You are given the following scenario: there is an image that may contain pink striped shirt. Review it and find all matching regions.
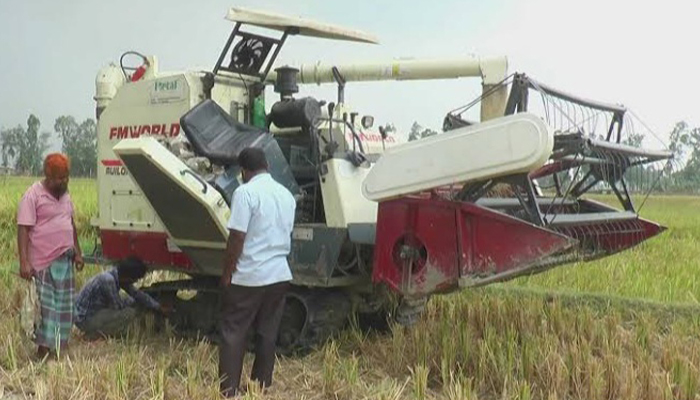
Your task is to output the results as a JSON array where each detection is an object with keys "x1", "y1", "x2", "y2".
[{"x1": 17, "y1": 181, "x2": 75, "y2": 271}]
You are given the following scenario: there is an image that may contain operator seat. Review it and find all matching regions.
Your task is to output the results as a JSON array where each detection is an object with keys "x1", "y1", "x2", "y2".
[
  {"x1": 181, "y1": 99, "x2": 270, "y2": 165},
  {"x1": 179, "y1": 99, "x2": 300, "y2": 202}
]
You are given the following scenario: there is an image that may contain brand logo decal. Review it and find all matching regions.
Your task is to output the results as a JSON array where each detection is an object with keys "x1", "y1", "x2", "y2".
[{"x1": 108, "y1": 123, "x2": 180, "y2": 140}]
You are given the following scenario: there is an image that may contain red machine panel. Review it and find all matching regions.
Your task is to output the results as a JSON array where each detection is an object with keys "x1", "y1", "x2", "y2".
[
  {"x1": 372, "y1": 199, "x2": 460, "y2": 296},
  {"x1": 373, "y1": 197, "x2": 575, "y2": 297},
  {"x1": 101, "y1": 230, "x2": 193, "y2": 270}
]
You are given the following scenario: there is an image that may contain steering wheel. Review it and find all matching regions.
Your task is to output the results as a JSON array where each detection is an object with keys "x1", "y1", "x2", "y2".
[{"x1": 120, "y1": 51, "x2": 149, "y2": 82}]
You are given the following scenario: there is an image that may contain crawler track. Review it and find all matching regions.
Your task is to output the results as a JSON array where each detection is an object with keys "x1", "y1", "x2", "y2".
[{"x1": 142, "y1": 279, "x2": 354, "y2": 354}]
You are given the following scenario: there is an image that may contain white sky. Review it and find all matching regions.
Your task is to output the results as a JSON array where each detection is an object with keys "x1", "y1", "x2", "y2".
[{"x1": 0, "y1": 0, "x2": 697, "y2": 148}]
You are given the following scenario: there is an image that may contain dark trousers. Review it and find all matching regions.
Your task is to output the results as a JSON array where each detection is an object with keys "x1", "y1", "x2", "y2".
[
  {"x1": 219, "y1": 281, "x2": 289, "y2": 397},
  {"x1": 75, "y1": 307, "x2": 138, "y2": 339}
]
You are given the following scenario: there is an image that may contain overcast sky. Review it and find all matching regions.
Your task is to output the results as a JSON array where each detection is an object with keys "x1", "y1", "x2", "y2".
[{"x1": 0, "y1": 0, "x2": 697, "y2": 149}]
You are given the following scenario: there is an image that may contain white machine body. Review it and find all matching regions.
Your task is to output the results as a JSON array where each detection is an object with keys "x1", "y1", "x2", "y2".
[{"x1": 93, "y1": 6, "x2": 515, "y2": 269}]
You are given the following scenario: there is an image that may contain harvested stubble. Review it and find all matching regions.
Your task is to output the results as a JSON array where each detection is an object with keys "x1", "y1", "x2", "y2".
[{"x1": 1, "y1": 177, "x2": 699, "y2": 399}]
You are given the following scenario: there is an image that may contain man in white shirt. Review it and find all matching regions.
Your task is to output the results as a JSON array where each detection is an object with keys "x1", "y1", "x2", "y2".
[{"x1": 218, "y1": 147, "x2": 296, "y2": 398}]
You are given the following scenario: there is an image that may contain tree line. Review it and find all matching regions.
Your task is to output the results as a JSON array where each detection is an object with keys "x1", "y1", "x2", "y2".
[
  {"x1": 658, "y1": 121, "x2": 700, "y2": 192},
  {"x1": 585, "y1": 121, "x2": 700, "y2": 193},
  {"x1": 2, "y1": 114, "x2": 700, "y2": 192},
  {"x1": 1, "y1": 115, "x2": 96, "y2": 177}
]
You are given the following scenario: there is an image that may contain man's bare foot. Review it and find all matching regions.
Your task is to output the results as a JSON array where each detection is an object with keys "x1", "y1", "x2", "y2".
[
  {"x1": 33, "y1": 346, "x2": 55, "y2": 362},
  {"x1": 80, "y1": 332, "x2": 105, "y2": 343}
]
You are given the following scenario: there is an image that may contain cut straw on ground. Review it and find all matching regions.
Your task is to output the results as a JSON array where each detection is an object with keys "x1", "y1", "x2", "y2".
[{"x1": 2, "y1": 177, "x2": 700, "y2": 399}]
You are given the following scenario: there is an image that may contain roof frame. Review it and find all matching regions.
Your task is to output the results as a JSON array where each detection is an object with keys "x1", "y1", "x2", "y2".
[{"x1": 224, "y1": 6, "x2": 379, "y2": 44}]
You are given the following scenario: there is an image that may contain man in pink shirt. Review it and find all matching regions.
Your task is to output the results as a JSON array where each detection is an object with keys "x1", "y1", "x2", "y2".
[{"x1": 17, "y1": 153, "x2": 84, "y2": 360}]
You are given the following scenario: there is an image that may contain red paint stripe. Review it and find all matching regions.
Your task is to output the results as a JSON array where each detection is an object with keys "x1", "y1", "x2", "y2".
[
  {"x1": 101, "y1": 159, "x2": 123, "y2": 167},
  {"x1": 100, "y1": 229, "x2": 194, "y2": 270}
]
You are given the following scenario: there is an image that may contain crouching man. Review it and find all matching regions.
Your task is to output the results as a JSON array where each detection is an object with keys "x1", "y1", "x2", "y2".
[{"x1": 73, "y1": 256, "x2": 166, "y2": 338}]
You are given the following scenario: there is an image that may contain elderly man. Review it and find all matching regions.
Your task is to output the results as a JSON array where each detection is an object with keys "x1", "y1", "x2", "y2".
[
  {"x1": 219, "y1": 147, "x2": 296, "y2": 398},
  {"x1": 17, "y1": 153, "x2": 84, "y2": 359}
]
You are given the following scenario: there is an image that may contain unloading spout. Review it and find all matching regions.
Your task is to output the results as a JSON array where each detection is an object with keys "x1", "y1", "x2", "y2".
[{"x1": 267, "y1": 56, "x2": 509, "y2": 121}]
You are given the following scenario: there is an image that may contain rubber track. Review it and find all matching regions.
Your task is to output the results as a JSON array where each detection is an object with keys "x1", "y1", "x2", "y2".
[
  {"x1": 141, "y1": 280, "x2": 354, "y2": 354},
  {"x1": 281, "y1": 287, "x2": 352, "y2": 355}
]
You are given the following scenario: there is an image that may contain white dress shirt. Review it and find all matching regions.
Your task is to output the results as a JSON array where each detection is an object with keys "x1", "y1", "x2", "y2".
[{"x1": 227, "y1": 173, "x2": 296, "y2": 286}]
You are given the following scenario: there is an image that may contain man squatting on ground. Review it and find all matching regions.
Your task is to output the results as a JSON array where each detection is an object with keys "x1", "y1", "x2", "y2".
[
  {"x1": 219, "y1": 147, "x2": 297, "y2": 397},
  {"x1": 73, "y1": 256, "x2": 170, "y2": 338},
  {"x1": 17, "y1": 153, "x2": 84, "y2": 359}
]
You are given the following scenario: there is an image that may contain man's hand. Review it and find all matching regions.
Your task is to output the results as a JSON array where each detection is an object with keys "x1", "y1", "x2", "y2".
[
  {"x1": 159, "y1": 304, "x2": 174, "y2": 316},
  {"x1": 19, "y1": 262, "x2": 33, "y2": 281},
  {"x1": 220, "y1": 268, "x2": 234, "y2": 288},
  {"x1": 71, "y1": 217, "x2": 83, "y2": 271},
  {"x1": 17, "y1": 225, "x2": 32, "y2": 281},
  {"x1": 73, "y1": 252, "x2": 85, "y2": 271},
  {"x1": 221, "y1": 229, "x2": 245, "y2": 288}
]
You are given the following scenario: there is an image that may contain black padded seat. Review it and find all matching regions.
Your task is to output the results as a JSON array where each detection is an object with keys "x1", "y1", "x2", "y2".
[
  {"x1": 179, "y1": 99, "x2": 301, "y2": 197},
  {"x1": 180, "y1": 99, "x2": 269, "y2": 166}
]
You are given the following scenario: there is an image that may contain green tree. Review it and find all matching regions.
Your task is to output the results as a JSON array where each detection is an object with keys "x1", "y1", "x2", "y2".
[
  {"x1": 0, "y1": 115, "x2": 50, "y2": 174},
  {"x1": 408, "y1": 121, "x2": 439, "y2": 142},
  {"x1": 1, "y1": 126, "x2": 21, "y2": 168},
  {"x1": 408, "y1": 122, "x2": 422, "y2": 141},
  {"x1": 661, "y1": 121, "x2": 700, "y2": 191},
  {"x1": 678, "y1": 127, "x2": 700, "y2": 178},
  {"x1": 55, "y1": 116, "x2": 97, "y2": 177},
  {"x1": 668, "y1": 121, "x2": 689, "y2": 163},
  {"x1": 622, "y1": 132, "x2": 645, "y2": 148}
]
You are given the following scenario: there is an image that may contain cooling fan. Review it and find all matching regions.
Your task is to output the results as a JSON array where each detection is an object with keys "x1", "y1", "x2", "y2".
[{"x1": 229, "y1": 37, "x2": 271, "y2": 75}]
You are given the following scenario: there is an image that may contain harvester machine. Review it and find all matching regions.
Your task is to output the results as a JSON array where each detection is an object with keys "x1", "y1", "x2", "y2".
[{"x1": 92, "y1": 7, "x2": 671, "y2": 352}]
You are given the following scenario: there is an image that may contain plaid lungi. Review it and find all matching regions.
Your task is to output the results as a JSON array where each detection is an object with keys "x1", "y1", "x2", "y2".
[{"x1": 34, "y1": 251, "x2": 74, "y2": 350}]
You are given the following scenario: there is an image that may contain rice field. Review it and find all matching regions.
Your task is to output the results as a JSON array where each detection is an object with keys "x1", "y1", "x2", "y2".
[
  {"x1": 1, "y1": 176, "x2": 700, "y2": 399},
  {"x1": 510, "y1": 195, "x2": 700, "y2": 304}
]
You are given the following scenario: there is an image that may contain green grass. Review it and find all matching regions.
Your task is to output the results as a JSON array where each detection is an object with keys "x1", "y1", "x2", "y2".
[
  {"x1": 508, "y1": 195, "x2": 700, "y2": 304},
  {"x1": 2, "y1": 176, "x2": 700, "y2": 399}
]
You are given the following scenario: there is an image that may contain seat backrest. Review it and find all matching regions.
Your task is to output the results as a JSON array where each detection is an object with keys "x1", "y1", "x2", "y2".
[
  {"x1": 180, "y1": 99, "x2": 268, "y2": 166},
  {"x1": 180, "y1": 99, "x2": 301, "y2": 197}
]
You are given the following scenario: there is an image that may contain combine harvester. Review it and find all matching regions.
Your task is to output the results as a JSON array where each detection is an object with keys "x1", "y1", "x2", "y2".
[{"x1": 92, "y1": 7, "x2": 672, "y2": 352}]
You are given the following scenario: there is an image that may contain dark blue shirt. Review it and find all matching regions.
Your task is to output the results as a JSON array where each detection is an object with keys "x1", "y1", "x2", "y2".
[{"x1": 74, "y1": 268, "x2": 160, "y2": 324}]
